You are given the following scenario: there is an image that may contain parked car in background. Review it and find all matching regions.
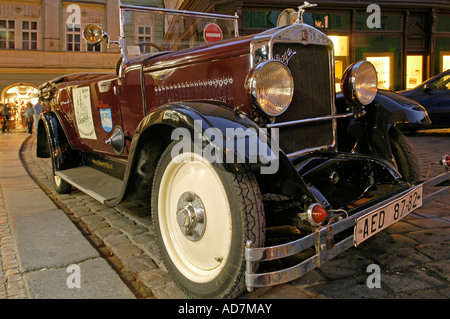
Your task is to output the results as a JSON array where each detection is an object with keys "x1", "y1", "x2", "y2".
[{"x1": 398, "y1": 69, "x2": 450, "y2": 129}]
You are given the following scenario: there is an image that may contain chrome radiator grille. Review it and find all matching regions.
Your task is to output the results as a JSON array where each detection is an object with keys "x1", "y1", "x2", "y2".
[{"x1": 273, "y1": 43, "x2": 334, "y2": 155}]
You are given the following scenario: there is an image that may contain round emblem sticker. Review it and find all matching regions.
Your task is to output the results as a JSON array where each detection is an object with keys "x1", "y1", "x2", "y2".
[{"x1": 203, "y1": 23, "x2": 223, "y2": 43}]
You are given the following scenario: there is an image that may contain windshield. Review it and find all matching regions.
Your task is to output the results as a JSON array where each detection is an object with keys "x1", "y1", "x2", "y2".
[{"x1": 119, "y1": 3, "x2": 239, "y2": 61}]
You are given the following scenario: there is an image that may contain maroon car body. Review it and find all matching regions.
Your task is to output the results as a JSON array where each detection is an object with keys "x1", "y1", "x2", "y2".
[{"x1": 36, "y1": 3, "x2": 449, "y2": 299}]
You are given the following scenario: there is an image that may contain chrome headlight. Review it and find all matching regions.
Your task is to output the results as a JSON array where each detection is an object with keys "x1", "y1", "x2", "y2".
[
  {"x1": 82, "y1": 24, "x2": 104, "y2": 45},
  {"x1": 246, "y1": 60, "x2": 294, "y2": 116},
  {"x1": 341, "y1": 61, "x2": 377, "y2": 106}
]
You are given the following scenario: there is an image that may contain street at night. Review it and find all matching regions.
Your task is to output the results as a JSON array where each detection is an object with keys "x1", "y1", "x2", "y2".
[
  {"x1": 0, "y1": 128, "x2": 448, "y2": 299},
  {"x1": 1, "y1": 0, "x2": 450, "y2": 302}
]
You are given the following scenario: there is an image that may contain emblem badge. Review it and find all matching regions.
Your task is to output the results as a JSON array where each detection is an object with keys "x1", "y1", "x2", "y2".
[
  {"x1": 100, "y1": 108, "x2": 113, "y2": 132},
  {"x1": 302, "y1": 29, "x2": 308, "y2": 40},
  {"x1": 274, "y1": 48, "x2": 297, "y2": 66}
]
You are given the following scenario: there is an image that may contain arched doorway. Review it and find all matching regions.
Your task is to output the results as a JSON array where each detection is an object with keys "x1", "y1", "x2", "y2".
[{"x1": 1, "y1": 83, "x2": 39, "y2": 130}]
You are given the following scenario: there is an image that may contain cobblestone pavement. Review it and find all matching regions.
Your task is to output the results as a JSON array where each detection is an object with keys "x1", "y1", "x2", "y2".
[{"x1": 4, "y1": 130, "x2": 449, "y2": 299}]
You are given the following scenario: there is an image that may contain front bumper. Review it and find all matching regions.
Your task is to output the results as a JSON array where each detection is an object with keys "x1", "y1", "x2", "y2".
[{"x1": 245, "y1": 171, "x2": 450, "y2": 290}]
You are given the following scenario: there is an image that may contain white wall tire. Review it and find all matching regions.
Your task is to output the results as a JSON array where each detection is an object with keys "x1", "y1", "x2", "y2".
[{"x1": 151, "y1": 141, "x2": 265, "y2": 298}]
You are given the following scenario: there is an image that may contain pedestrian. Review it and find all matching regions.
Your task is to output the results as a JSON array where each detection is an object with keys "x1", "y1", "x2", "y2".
[
  {"x1": 24, "y1": 101, "x2": 34, "y2": 135},
  {"x1": 33, "y1": 99, "x2": 43, "y2": 134},
  {"x1": 1, "y1": 103, "x2": 11, "y2": 133}
]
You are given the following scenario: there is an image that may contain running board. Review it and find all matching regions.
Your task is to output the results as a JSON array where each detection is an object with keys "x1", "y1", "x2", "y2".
[{"x1": 56, "y1": 166, "x2": 122, "y2": 203}]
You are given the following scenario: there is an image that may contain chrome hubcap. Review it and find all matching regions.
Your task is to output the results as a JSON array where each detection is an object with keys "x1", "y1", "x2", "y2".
[{"x1": 176, "y1": 192, "x2": 206, "y2": 241}]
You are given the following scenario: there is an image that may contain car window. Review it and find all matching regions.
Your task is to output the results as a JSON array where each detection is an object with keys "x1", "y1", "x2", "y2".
[
  {"x1": 429, "y1": 74, "x2": 450, "y2": 91},
  {"x1": 120, "y1": 5, "x2": 238, "y2": 62}
]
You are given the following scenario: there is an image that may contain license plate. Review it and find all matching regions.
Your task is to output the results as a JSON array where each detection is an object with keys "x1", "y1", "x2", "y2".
[{"x1": 354, "y1": 186, "x2": 423, "y2": 246}]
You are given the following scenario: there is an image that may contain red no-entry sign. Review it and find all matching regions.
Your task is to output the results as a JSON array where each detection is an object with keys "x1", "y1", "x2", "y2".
[{"x1": 203, "y1": 23, "x2": 223, "y2": 43}]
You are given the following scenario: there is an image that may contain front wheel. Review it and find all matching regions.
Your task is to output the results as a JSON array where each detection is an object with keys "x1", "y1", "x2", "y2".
[{"x1": 151, "y1": 141, "x2": 265, "y2": 299}]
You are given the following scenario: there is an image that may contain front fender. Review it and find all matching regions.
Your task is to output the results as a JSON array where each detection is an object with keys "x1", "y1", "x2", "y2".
[
  {"x1": 336, "y1": 90, "x2": 430, "y2": 162},
  {"x1": 134, "y1": 100, "x2": 278, "y2": 173},
  {"x1": 107, "y1": 100, "x2": 316, "y2": 207},
  {"x1": 37, "y1": 111, "x2": 82, "y2": 171}
]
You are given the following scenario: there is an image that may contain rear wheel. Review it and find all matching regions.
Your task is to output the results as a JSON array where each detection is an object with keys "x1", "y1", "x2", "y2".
[
  {"x1": 151, "y1": 140, "x2": 265, "y2": 298},
  {"x1": 389, "y1": 126, "x2": 420, "y2": 183},
  {"x1": 54, "y1": 174, "x2": 72, "y2": 194}
]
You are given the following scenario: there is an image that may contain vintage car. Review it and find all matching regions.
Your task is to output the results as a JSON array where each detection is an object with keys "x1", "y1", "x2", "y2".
[{"x1": 36, "y1": 2, "x2": 449, "y2": 298}]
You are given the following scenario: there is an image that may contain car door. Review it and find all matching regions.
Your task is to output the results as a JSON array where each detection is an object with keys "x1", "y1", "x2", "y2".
[
  {"x1": 70, "y1": 74, "x2": 126, "y2": 157},
  {"x1": 410, "y1": 74, "x2": 450, "y2": 127}
]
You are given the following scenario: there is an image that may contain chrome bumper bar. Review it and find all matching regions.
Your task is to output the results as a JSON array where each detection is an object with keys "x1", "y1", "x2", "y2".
[{"x1": 245, "y1": 172, "x2": 450, "y2": 290}]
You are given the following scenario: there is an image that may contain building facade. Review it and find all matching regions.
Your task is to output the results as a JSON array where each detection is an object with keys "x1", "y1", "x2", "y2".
[
  {"x1": 172, "y1": 0, "x2": 450, "y2": 92},
  {"x1": 0, "y1": 0, "x2": 162, "y2": 106},
  {"x1": 2, "y1": 0, "x2": 449, "y2": 108}
]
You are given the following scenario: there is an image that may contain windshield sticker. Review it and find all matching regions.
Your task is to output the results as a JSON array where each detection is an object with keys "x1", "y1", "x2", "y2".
[
  {"x1": 73, "y1": 86, "x2": 97, "y2": 140},
  {"x1": 100, "y1": 108, "x2": 113, "y2": 132},
  {"x1": 127, "y1": 45, "x2": 141, "y2": 57}
]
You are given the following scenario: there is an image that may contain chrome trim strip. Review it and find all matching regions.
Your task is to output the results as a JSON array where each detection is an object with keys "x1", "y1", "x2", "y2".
[
  {"x1": 266, "y1": 113, "x2": 353, "y2": 129},
  {"x1": 245, "y1": 172, "x2": 450, "y2": 289},
  {"x1": 119, "y1": 3, "x2": 239, "y2": 21},
  {"x1": 245, "y1": 232, "x2": 317, "y2": 262},
  {"x1": 286, "y1": 145, "x2": 335, "y2": 159},
  {"x1": 246, "y1": 255, "x2": 318, "y2": 288},
  {"x1": 250, "y1": 24, "x2": 333, "y2": 68}
]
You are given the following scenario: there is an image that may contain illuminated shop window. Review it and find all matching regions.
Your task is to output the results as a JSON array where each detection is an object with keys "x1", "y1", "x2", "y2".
[
  {"x1": 364, "y1": 53, "x2": 394, "y2": 90},
  {"x1": 440, "y1": 52, "x2": 450, "y2": 72},
  {"x1": 329, "y1": 36, "x2": 349, "y2": 92},
  {"x1": 406, "y1": 55, "x2": 423, "y2": 89}
]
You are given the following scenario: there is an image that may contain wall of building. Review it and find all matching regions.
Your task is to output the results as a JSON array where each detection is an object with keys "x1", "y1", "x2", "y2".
[
  {"x1": 0, "y1": 0, "x2": 163, "y2": 103},
  {"x1": 176, "y1": 0, "x2": 450, "y2": 91}
]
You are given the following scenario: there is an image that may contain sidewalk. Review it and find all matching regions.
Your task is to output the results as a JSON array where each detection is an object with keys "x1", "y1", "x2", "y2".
[{"x1": 0, "y1": 130, "x2": 135, "y2": 299}]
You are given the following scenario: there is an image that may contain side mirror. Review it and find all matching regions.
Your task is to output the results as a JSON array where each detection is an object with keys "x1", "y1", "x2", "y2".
[
  {"x1": 423, "y1": 84, "x2": 433, "y2": 94},
  {"x1": 82, "y1": 24, "x2": 104, "y2": 45}
]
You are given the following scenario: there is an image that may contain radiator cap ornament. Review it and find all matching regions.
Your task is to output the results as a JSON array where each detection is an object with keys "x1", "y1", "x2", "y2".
[
  {"x1": 296, "y1": 1, "x2": 317, "y2": 24},
  {"x1": 277, "y1": 2, "x2": 317, "y2": 27}
]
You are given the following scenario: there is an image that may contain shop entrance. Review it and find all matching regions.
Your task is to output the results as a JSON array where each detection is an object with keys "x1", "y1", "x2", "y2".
[
  {"x1": 406, "y1": 55, "x2": 424, "y2": 89},
  {"x1": 329, "y1": 36, "x2": 349, "y2": 92},
  {"x1": 1, "y1": 83, "x2": 39, "y2": 130}
]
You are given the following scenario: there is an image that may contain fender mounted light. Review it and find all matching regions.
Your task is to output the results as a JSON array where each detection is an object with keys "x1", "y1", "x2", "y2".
[
  {"x1": 441, "y1": 154, "x2": 450, "y2": 170},
  {"x1": 307, "y1": 203, "x2": 328, "y2": 226},
  {"x1": 341, "y1": 60, "x2": 378, "y2": 106}
]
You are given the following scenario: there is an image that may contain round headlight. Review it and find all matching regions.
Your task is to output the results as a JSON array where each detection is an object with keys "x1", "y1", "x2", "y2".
[
  {"x1": 341, "y1": 61, "x2": 377, "y2": 106},
  {"x1": 82, "y1": 24, "x2": 104, "y2": 45},
  {"x1": 246, "y1": 60, "x2": 294, "y2": 116}
]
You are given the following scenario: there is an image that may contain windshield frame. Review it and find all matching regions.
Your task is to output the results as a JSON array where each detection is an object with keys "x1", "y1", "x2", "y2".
[{"x1": 118, "y1": 2, "x2": 240, "y2": 63}]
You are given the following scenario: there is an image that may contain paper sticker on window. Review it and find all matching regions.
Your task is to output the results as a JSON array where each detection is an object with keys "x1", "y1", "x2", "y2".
[
  {"x1": 73, "y1": 86, "x2": 97, "y2": 140},
  {"x1": 127, "y1": 45, "x2": 141, "y2": 57}
]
